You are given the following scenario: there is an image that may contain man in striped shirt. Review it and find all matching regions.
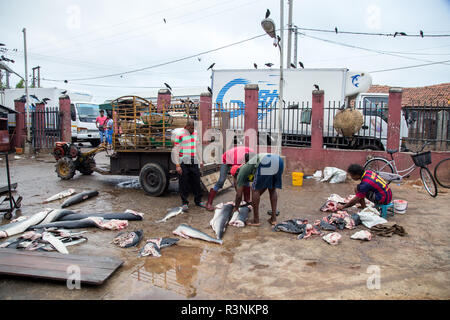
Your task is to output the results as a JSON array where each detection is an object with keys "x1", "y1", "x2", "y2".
[
  {"x1": 173, "y1": 119, "x2": 205, "y2": 210},
  {"x1": 338, "y1": 164, "x2": 392, "y2": 210}
]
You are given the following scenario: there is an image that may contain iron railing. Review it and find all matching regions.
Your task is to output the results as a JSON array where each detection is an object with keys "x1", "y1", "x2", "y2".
[
  {"x1": 402, "y1": 102, "x2": 449, "y2": 151},
  {"x1": 31, "y1": 107, "x2": 61, "y2": 151}
]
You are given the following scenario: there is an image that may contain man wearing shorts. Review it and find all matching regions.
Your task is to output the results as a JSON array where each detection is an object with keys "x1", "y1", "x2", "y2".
[
  {"x1": 231, "y1": 153, "x2": 284, "y2": 226},
  {"x1": 338, "y1": 164, "x2": 392, "y2": 210}
]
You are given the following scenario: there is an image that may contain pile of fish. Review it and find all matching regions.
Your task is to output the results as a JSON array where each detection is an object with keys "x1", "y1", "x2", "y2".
[
  {"x1": 138, "y1": 238, "x2": 179, "y2": 257},
  {"x1": 0, "y1": 228, "x2": 88, "y2": 253},
  {"x1": 112, "y1": 230, "x2": 143, "y2": 248},
  {"x1": 0, "y1": 208, "x2": 143, "y2": 239},
  {"x1": 322, "y1": 232, "x2": 342, "y2": 245},
  {"x1": 314, "y1": 211, "x2": 361, "y2": 231},
  {"x1": 320, "y1": 194, "x2": 374, "y2": 212}
]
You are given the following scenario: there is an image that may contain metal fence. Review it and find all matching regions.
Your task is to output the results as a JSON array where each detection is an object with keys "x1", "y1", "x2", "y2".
[
  {"x1": 402, "y1": 102, "x2": 449, "y2": 151},
  {"x1": 31, "y1": 107, "x2": 61, "y2": 151}
]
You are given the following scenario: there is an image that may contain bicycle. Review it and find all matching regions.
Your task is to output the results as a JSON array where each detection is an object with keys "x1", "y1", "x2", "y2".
[
  {"x1": 363, "y1": 142, "x2": 438, "y2": 197},
  {"x1": 434, "y1": 157, "x2": 450, "y2": 189}
]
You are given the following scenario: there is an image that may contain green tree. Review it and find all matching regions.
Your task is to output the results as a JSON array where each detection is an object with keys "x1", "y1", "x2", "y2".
[{"x1": 15, "y1": 79, "x2": 24, "y2": 88}]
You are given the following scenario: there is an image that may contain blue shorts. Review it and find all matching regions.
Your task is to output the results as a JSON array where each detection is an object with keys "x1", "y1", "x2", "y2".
[{"x1": 252, "y1": 154, "x2": 284, "y2": 190}]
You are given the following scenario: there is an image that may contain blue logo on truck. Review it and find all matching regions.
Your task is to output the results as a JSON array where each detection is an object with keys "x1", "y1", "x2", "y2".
[
  {"x1": 215, "y1": 78, "x2": 279, "y2": 119},
  {"x1": 351, "y1": 74, "x2": 361, "y2": 87}
]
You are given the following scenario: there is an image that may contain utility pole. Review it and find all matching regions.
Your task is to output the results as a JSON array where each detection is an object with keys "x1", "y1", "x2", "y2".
[
  {"x1": 23, "y1": 27, "x2": 32, "y2": 155},
  {"x1": 6, "y1": 70, "x2": 10, "y2": 88},
  {"x1": 293, "y1": 26, "x2": 298, "y2": 66},
  {"x1": 287, "y1": 0, "x2": 293, "y2": 68}
]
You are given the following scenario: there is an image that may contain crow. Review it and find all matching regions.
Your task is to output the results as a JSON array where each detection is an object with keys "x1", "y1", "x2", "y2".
[
  {"x1": 0, "y1": 43, "x2": 4, "y2": 46},
  {"x1": 207, "y1": 63, "x2": 215, "y2": 71},
  {"x1": 277, "y1": 35, "x2": 281, "y2": 45},
  {"x1": 163, "y1": 18, "x2": 166, "y2": 23},
  {"x1": 64, "y1": 80, "x2": 68, "y2": 83},
  {"x1": 399, "y1": 32, "x2": 407, "y2": 36},
  {"x1": 207, "y1": 86, "x2": 212, "y2": 94},
  {"x1": 42, "y1": 98, "x2": 51, "y2": 104},
  {"x1": 314, "y1": 84, "x2": 320, "y2": 90},
  {"x1": 299, "y1": 61, "x2": 304, "y2": 68},
  {"x1": 30, "y1": 94, "x2": 39, "y2": 100},
  {"x1": 335, "y1": 27, "x2": 338, "y2": 34},
  {"x1": 254, "y1": 63, "x2": 258, "y2": 69},
  {"x1": 265, "y1": 9, "x2": 270, "y2": 19},
  {"x1": 265, "y1": 63, "x2": 274, "y2": 67},
  {"x1": 393, "y1": 32, "x2": 398, "y2": 37},
  {"x1": 197, "y1": 57, "x2": 201, "y2": 61},
  {"x1": 290, "y1": 62, "x2": 296, "y2": 68},
  {"x1": 164, "y1": 82, "x2": 172, "y2": 91},
  {"x1": 61, "y1": 90, "x2": 67, "y2": 95},
  {"x1": 20, "y1": 95, "x2": 26, "y2": 100},
  {"x1": 420, "y1": 30, "x2": 424, "y2": 38}
]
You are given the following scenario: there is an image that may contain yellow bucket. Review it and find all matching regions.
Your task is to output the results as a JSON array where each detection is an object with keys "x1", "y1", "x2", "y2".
[{"x1": 292, "y1": 172, "x2": 304, "y2": 186}]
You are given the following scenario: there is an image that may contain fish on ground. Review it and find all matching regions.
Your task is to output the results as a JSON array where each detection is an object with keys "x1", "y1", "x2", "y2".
[
  {"x1": 351, "y1": 230, "x2": 372, "y2": 241},
  {"x1": 173, "y1": 224, "x2": 223, "y2": 245},
  {"x1": 322, "y1": 232, "x2": 342, "y2": 245},
  {"x1": 0, "y1": 209, "x2": 53, "y2": 238},
  {"x1": 156, "y1": 206, "x2": 184, "y2": 223},
  {"x1": 272, "y1": 219, "x2": 323, "y2": 240},
  {"x1": 42, "y1": 232, "x2": 69, "y2": 254},
  {"x1": 113, "y1": 230, "x2": 143, "y2": 248},
  {"x1": 43, "y1": 189, "x2": 76, "y2": 203},
  {"x1": 61, "y1": 190, "x2": 99, "y2": 208},
  {"x1": 138, "y1": 237, "x2": 179, "y2": 257},
  {"x1": 209, "y1": 202, "x2": 234, "y2": 239},
  {"x1": 29, "y1": 217, "x2": 128, "y2": 231},
  {"x1": 229, "y1": 205, "x2": 251, "y2": 227}
]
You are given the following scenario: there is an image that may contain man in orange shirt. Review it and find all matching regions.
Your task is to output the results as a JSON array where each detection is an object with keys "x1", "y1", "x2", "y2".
[{"x1": 95, "y1": 109, "x2": 107, "y2": 144}]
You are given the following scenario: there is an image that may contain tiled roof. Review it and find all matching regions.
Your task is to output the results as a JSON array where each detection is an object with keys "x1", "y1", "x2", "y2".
[{"x1": 368, "y1": 83, "x2": 450, "y2": 107}]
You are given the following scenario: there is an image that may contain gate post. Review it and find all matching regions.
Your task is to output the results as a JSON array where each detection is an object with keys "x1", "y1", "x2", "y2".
[
  {"x1": 199, "y1": 92, "x2": 212, "y2": 146},
  {"x1": 387, "y1": 87, "x2": 403, "y2": 150},
  {"x1": 157, "y1": 89, "x2": 171, "y2": 113},
  {"x1": 35, "y1": 102, "x2": 45, "y2": 150},
  {"x1": 13, "y1": 98, "x2": 26, "y2": 150},
  {"x1": 311, "y1": 90, "x2": 324, "y2": 150},
  {"x1": 244, "y1": 84, "x2": 259, "y2": 151},
  {"x1": 59, "y1": 95, "x2": 72, "y2": 143}
]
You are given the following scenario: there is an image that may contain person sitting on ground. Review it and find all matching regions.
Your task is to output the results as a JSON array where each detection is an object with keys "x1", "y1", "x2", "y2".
[
  {"x1": 337, "y1": 163, "x2": 392, "y2": 211},
  {"x1": 205, "y1": 146, "x2": 255, "y2": 211},
  {"x1": 231, "y1": 153, "x2": 284, "y2": 226}
]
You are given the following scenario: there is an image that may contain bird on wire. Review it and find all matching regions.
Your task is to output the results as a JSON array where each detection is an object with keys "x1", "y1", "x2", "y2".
[
  {"x1": 64, "y1": 80, "x2": 68, "y2": 83},
  {"x1": 335, "y1": 27, "x2": 338, "y2": 34},
  {"x1": 254, "y1": 63, "x2": 258, "y2": 69},
  {"x1": 420, "y1": 30, "x2": 424, "y2": 37},
  {"x1": 61, "y1": 90, "x2": 67, "y2": 95},
  {"x1": 197, "y1": 57, "x2": 201, "y2": 62},
  {"x1": 163, "y1": 18, "x2": 167, "y2": 24},
  {"x1": 299, "y1": 61, "x2": 304, "y2": 68},
  {"x1": 314, "y1": 84, "x2": 320, "y2": 90},
  {"x1": 265, "y1": 9, "x2": 270, "y2": 19},
  {"x1": 265, "y1": 63, "x2": 274, "y2": 68},
  {"x1": 290, "y1": 62, "x2": 296, "y2": 68},
  {"x1": 164, "y1": 83, "x2": 172, "y2": 91},
  {"x1": 207, "y1": 63, "x2": 215, "y2": 71}
]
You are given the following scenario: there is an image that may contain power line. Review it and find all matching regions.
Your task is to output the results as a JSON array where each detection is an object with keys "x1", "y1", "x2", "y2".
[
  {"x1": 42, "y1": 32, "x2": 268, "y2": 82},
  {"x1": 294, "y1": 26, "x2": 450, "y2": 37},
  {"x1": 41, "y1": 80, "x2": 205, "y2": 89},
  {"x1": 370, "y1": 59, "x2": 450, "y2": 73}
]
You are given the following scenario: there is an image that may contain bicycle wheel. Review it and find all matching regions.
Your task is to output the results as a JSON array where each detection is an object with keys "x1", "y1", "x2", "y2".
[
  {"x1": 434, "y1": 157, "x2": 450, "y2": 188},
  {"x1": 364, "y1": 158, "x2": 394, "y2": 174},
  {"x1": 420, "y1": 167, "x2": 438, "y2": 197}
]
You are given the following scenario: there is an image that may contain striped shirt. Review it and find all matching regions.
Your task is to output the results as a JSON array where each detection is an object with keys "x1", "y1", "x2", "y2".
[
  {"x1": 173, "y1": 129, "x2": 198, "y2": 161},
  {"x1": 356, "y1": 170, "x2": 392, "y2": 204}
]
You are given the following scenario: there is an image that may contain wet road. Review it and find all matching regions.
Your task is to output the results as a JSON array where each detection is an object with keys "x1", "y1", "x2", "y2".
[{"x1": 0, "y1": 150, "x2": 449, "y2": 300}]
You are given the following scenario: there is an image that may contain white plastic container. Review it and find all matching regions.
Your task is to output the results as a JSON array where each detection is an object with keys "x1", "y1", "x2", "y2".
[{"x1": 394, "y1": 200, "x2": 408, "y2": 214}]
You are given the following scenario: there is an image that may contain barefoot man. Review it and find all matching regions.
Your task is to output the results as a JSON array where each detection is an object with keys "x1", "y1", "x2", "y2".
[{"x1": 231, "y1": 153, "x2": 284, "y2": 226}]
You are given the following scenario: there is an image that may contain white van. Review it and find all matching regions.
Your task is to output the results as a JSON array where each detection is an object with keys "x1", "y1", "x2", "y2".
[{"x1": 70, "y1": 101, "x2": 102, "y2": 147}]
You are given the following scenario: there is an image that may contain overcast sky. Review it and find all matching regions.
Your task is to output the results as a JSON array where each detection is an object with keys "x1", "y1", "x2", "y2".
[{"x1": 1, "y1": 0, "x2": 449, "y2": 102}]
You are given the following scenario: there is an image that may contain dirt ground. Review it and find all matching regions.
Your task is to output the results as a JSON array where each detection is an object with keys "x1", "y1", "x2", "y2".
[{"x1": 0, "y1": 148, "x2": 449, "y2": 300}]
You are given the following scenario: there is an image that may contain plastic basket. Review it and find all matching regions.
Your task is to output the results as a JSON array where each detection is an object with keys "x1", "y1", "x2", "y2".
[{"x1": 411, "y1": 151, "x2": 431, "y2": 167}]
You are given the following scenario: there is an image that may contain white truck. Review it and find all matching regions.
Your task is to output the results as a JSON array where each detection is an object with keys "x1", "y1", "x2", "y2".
[
  {"x1": 0, "y1": 87, "x2": 102, "y2": 147},
  {"x1": 211, "y1": 68, "x2": 407, "y2": 151}
]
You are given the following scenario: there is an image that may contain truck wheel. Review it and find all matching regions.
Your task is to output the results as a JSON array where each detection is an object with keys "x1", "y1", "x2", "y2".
[
  {"x1": 56, "y1": 157, "x2": 76, "y2": 180},
  {"x1": 90, "y1": 139, "x2": 101, "y2": 147},
  {"x1": 139, "y1": 163, "x2": 168, "y2": 196},
  {"x1": 79, "y1": 157, "x2": 95, "y2": 175}
]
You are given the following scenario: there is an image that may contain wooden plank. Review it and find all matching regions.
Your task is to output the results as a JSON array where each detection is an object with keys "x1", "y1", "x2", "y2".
[
  {"x1": 200, "y1": 172, "x2": 233, "y2": 192},
  {"x1": 0, "y1": 248, "x2": 123, "y2": 285}
]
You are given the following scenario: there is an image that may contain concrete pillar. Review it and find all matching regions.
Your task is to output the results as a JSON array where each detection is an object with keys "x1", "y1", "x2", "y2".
[
  {"x1": 311, "y1": 90, "x2": 324, "y2": 150},
  {"x1": 387, "y1": 87, "x2": 403, "y2": 151},
  {"x1": 199, "y1": 92, "x2": 212, "y2": 146},
  {"x1": 35, "y1": 102, "x2": 45, "y2": 149},
  {"x1": 59, "y1": 95, "x2": 72, "y2": 143},
  {"x1": 13, "y1": 98, "x2": 26, "y2": 150},
  {"x1": 157, "y1": 89, "x2": 171, "y2": 112}
]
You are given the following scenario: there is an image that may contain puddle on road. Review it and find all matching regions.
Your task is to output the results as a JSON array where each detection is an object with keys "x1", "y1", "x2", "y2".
[{"x1": 130, "y1": 245, "x2": 205, "y2": 298}]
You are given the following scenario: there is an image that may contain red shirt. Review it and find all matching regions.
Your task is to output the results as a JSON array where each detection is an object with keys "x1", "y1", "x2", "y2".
[
  {"x1": 222, "y1": 146, "x2": 254, "y2": 165},
  {"x1": 96, "y1": 116, "x2": 107, "y2": 127}
]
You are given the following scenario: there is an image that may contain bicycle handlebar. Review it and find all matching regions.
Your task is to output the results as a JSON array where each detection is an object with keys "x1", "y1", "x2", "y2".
[{"x1": 417, "y1": 141, "x2": 430, "y2": 154}]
